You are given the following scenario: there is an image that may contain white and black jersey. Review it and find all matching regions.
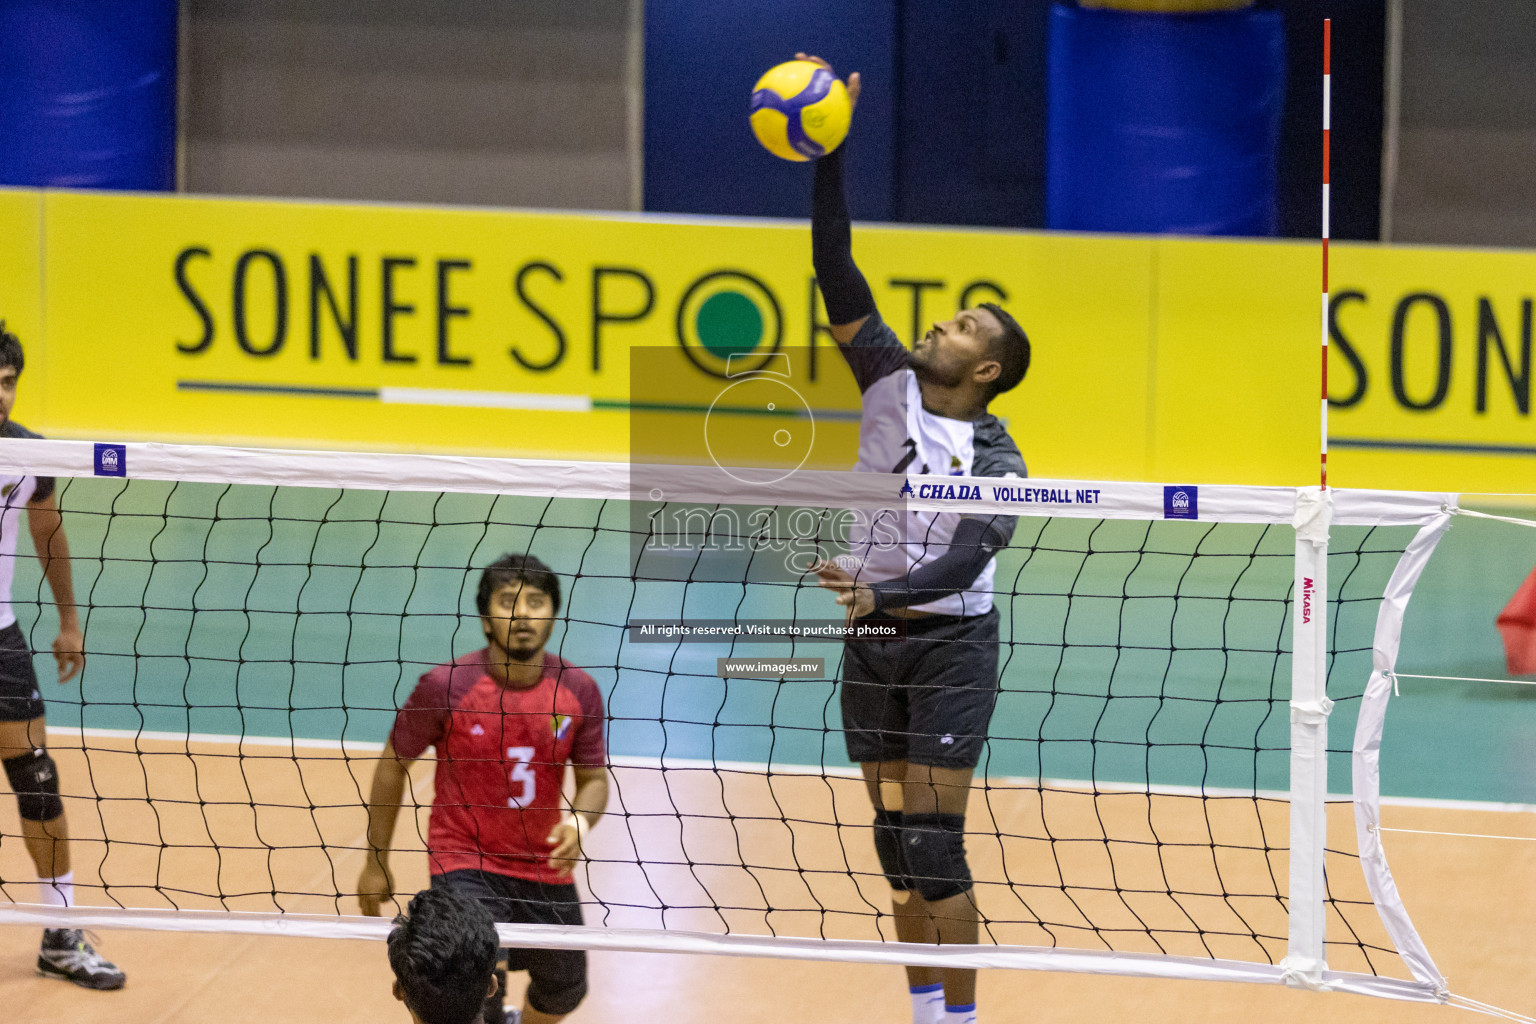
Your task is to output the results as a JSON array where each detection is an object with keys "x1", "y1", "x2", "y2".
[
  {"x1": 0, "y1": 420, "x2": 54, "y2": 723},
  {"x1": 839, "y1": 315, "x2": 1027, "y2": 616},
  {"x1": 0, "y1": 420, "x2": 54, "y2": 630}
]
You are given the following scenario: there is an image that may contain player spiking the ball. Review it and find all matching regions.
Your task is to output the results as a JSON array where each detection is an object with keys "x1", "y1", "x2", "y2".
[
  {"x1": 359, "y1": 554, "x2": 609, "y2": 1024},
  {"x1": 0, "y1": 322, "x2": 125, "y2": 990},
  {"x1": 797, "y1": 58, "x2": 1031, "y2": 1024}
]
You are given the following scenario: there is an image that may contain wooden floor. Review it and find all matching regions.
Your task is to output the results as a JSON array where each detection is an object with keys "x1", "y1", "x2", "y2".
[{"x1": 0, "y1": 735, "x2": 1532, "y2": 1023}]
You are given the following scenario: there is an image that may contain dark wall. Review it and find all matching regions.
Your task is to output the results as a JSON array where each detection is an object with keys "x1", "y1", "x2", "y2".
[
  {"x1": 643, "y1": 0, "x2": 897, "y2": 221},
  {"x1": 1273, "y1": 0, "x2": 1384, "y2": 240},
  {"x1": 895, "y1": 1, "x2": 1050, "y2": 228},
  {"x1": 184, "y1": 0, "x2": 632, "y2": 208},
  {"x1": 645, "y1": 1, "x2": 1384, "y2": 240},
  {"x1": 1392, "y1": 1, "x2": 1536, "y2": 246}
]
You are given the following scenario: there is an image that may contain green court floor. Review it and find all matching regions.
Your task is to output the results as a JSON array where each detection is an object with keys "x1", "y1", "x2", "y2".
[{"x1": 11, "y1": 478, "x2": 1535, "y2": 806}]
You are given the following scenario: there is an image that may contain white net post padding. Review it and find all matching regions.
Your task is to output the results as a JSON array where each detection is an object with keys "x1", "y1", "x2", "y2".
[{"x1": 1283, "y1": 486, "x2": 1334, "y2": 989}]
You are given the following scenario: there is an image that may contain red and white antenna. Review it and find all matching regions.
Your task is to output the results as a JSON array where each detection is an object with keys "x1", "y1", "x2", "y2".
[{"x1": 1320, "y1": 19, "x2": 1331, "y2": 490}]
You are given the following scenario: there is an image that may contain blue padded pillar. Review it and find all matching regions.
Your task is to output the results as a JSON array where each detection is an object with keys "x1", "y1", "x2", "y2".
[
  {"x1": 0, "y1": 0, "x2": 178, "y2": 190},
  {"x1": 1046, "y1": 4, "x2": 1285, "y2": 235}
]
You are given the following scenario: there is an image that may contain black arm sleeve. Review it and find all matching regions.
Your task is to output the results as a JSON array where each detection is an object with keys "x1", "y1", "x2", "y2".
[
  {"x1": 868, "y1": 517, "x2": 1007, "y2": 612},
  {"x1": 812, "y1": 147, "x2": 876, "y2": 326}
]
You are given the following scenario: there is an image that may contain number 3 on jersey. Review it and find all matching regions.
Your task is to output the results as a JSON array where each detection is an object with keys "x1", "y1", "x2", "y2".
[{"x1": 507, "y1": 746, "x2": 536, "y2": 807}]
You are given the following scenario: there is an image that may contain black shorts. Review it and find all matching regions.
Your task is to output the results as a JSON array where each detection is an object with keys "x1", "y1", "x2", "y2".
[
  {"x1": 0, "y1": 623, "x2": 45, "y2": 723},
  {"x1": 839, "y1": 607, "x2": 1000, "y2": 770},
  {"x1": 431, "y1": 869, "x2": 585, "y2": 1010}
]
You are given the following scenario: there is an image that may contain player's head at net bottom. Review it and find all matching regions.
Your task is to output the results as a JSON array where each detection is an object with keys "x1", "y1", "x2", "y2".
[
  {"x1": 477, "y1": 553, "x2": 562, "y2": 669},
  {"x1": 388, "y1": 887, "x2": 501, "y2": 1024}
]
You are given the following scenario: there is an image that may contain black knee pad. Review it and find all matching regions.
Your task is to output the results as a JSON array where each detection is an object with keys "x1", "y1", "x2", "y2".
[
  {"x1": 3, "y1": 748, "x2": 63, "y2": 822},
  {"x1": 526, "y1": 950, "x2": 587, "y2": 1016},
  {"x1": 902, "y1": 812, "x2": 971, "y2": 902},
  {"x1": 872, "y1": 808, "x2": 911, "y2": 891}
]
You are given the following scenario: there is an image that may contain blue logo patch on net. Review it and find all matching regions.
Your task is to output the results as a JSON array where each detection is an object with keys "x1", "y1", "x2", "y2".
[
  {"x1": 1163, "y1": 485, "x2": 1198, "y2": 520},
  {"x1": 94, "y1": 443, "x2": 126, "y2": 478}
]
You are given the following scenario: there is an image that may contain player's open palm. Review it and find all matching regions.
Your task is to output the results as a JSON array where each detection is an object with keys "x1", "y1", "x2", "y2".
[
  {"x1": 357, "y1": 858, "x2": 395, "y2": 917},
  {"x1": 547, "y1": 818, "x2": 584, "y2": 876},
  {"x1": 793, "y1": 52, "x2": 860, "y2": 108},
  {"x1": 810, "y1": 560, "x2": 875, "y2": 619}
]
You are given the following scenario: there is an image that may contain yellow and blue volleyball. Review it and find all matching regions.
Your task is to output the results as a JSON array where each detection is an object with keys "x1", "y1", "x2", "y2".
[{"x1": 749, "y1": 60, "x2": 852, "y2": 162}]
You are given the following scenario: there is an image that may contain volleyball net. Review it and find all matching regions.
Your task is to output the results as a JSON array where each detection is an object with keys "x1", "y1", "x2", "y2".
[{"x1": 0, "y1": 437, "x2": 1500, "y2": 1010}]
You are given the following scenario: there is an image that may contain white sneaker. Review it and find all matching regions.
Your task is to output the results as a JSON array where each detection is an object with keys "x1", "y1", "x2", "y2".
[{"x1": 38, "y1": 929, "x2": 126, "y2": 990}]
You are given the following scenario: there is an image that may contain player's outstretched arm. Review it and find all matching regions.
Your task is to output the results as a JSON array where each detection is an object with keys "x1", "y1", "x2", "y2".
[
  {"x1": 548, "y1": 764, "x2": 610, "y2": 875},
  {"x1": 802, "y1": 56, "x2": 873, "y2": 347},
  {"x1": 810, "y1": 517, "x2": 1008, "y2": 615},
  {"x1": 358, "y1": 738, "x2": 414, "y2": 916},
  {"x1": 865, "y1": 517, "x2": 1009, "y2": 611},
  {"x1": 26, "y1": 492, "x2": 82, "y2": 683}
]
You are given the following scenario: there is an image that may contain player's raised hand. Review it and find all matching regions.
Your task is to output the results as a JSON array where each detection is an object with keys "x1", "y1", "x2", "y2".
[
  {"x1": 547, "y1": 814, "x2": 587, "y2": 875},
  {"x1": 794, "y1": 53, "x2": 860, "y2": 108},
  {"x1": 810, "y1": 559, "x2": 876, "y2": 619},
  {"x1": 357, "y1": 857, "x2": 395, "y2": 917},
  {"x1": 53, "y1": 624, "x2": 83, "y2": 683}
]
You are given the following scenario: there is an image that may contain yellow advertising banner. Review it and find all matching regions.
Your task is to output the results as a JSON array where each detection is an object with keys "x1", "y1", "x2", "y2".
[
  {"x1": 5, "y1": 187, "x2": 1535, "y2": 493},
  {"x1": 1323, "y1": 244, "x2": 1536, "y2": 492},
  {"x1": 36, "y1": 191, "x2": 1155, "y2": 481},
  {"x1": 1152, "y1": 238, "x2": 1315, "y2": 486},
  {"x1": 0, "y1": 189, "x2": 42, "y2": 423}
]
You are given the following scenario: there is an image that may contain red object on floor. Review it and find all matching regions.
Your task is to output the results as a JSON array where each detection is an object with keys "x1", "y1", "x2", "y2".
[{"x1": 1496, "y1": 565, "x2": 1536, "y2": 675}]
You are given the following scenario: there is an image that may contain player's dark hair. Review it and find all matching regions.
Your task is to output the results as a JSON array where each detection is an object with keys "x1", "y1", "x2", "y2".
[
  {"x1": 387, "y1": 887, "x2": 499, "y2": 1024},
  {"x1": 476, "y1": 552, "x2": 562, "y2": 615},
  {"x1": 0, "y1": 321, "x2": 24, "y2": 375},
  {"x1": 979, "y1": 302, "x2": 1029, "y2": 400}
]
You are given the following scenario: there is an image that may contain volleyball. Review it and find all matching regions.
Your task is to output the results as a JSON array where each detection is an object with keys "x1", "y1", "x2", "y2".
[{"x1": 748, "y1": 59, "x2": 852, "y2": 161}]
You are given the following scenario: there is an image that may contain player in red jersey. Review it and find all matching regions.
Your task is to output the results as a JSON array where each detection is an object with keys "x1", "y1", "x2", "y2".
[{"x1": 359, "y1": 553, "x2": 609, "y2": 1024}]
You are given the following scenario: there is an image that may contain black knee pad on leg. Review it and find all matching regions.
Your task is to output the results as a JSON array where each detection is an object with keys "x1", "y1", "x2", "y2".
[
  {"x1": 872, "y1": 808, "x2": 911, "y2": 891},
  {"x1": 902, "y1": 812, "x2": 971, "y2": 902},
  {"x1": 3, "y1": 749, "x2": 62, "y2": 822},
  {"x1": 526, "y1": 950, "x2": 588, "y2": 1016}
]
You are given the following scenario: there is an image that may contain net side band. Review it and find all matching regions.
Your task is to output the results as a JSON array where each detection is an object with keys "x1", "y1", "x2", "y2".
[
  {"x1": 0, "y1": 904, "x2": 1448, "y2": 1006},
  {"x1": 0, "y1": 437, "x2": 1454, "y2": 526}
]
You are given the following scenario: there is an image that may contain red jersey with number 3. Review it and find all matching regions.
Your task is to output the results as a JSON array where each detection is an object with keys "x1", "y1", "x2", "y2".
[{"x1": 389, "y1": 649, "x2": 606, "y2": 883}]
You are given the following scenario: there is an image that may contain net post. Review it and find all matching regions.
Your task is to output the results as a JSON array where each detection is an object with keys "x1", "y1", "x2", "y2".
[{"x1": 1284, "y1": 486, "x2": 1334, "y2": 990}]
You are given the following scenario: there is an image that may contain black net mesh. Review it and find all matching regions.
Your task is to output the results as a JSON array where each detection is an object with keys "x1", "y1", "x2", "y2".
[{"x1": 0, "y1": 473, "x2": 1415, "y2": 980}]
